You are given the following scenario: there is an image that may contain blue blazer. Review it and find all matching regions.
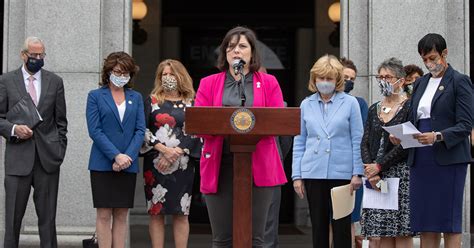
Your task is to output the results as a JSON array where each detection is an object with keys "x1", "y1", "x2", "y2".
[
  {"x1": 292, "y1": 92, "x2": 364, "y2": 180},
  {"x1": 86, "y1": 87, "x2": 145, "y2": 173},
  {"x1": 408, "y1": 65, "x2": 473, "y2": 166}
]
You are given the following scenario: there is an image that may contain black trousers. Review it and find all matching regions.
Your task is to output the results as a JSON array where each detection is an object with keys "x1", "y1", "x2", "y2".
[
  {"x1": 305, "y1": 179, "x2": 351, "y2": 248},
  {"x1": 4, "y1": 155, "x2": 59, "y2": 248}
]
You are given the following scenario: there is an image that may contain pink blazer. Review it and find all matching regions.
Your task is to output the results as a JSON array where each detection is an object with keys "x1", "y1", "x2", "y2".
[{"x1": 195, "y1": 71, "x2": 288, "y2": 194}]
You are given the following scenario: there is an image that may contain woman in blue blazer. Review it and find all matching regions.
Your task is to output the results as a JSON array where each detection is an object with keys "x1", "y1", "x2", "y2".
[
  {"x1": 292, "y1": 55, "x2": 364, "y2": 248},
  {"x1": 399, "y1": 34, "x2": 473, "y2": 247},
  {"x1": 86, "y1": 52, "x2": 145, "y2": 247}
]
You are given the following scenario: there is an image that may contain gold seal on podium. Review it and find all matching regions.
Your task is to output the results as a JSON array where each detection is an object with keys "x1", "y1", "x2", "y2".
[{"x1": 230, "y1": 108, "x2": 256, "y2": 133}]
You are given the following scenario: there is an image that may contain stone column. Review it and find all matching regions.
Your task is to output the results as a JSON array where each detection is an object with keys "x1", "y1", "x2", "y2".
[
  {"x1": 1, "y1": 0, "x2": 132, "y2": 246},
  {"x1": 341, "y1": 0, "x2": 470, "y2": 246}
]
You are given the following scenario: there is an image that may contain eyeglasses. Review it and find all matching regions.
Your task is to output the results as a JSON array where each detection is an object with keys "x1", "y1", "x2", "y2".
[
  {"x1": 24, "y1": 52, "x2": 46, "y2": 59},
  {"x1": 112, "y1": 69, "x2": 130, "y2": 77},
  {"x1": 375, "y1": 75, "x2": 398, "y2": 82}
]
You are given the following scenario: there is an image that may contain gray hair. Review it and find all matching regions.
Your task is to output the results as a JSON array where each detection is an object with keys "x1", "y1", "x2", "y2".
[
  {"x1": 21, "y1": 36, "x2": 45, "y2": 53},
  {"x1": 377, "y1": 57, "x2": 406, "y2": 78}
]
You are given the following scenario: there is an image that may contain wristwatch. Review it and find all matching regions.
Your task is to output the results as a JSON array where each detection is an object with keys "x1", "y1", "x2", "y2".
[{"x1": 435, "y1": 132, "x2": 443, "y2": 142}]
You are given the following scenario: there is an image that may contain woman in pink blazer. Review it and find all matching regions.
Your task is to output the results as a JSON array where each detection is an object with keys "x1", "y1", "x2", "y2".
[{"x1": 195, "y1": 26, "x2": 286, "y2": 247}]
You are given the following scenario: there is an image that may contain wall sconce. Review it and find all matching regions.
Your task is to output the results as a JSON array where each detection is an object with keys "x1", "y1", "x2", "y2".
[
  {"x1": 132, "y1": 0, "x2": 148, "y2": 45},
  {"x1": 328, "y1": 1, "x2": 340, "y2": 47}
]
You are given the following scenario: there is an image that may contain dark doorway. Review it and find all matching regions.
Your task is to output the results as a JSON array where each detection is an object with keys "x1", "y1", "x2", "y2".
[{"x1": 162, "y1": 0, "x2": 314, "y2": 224}]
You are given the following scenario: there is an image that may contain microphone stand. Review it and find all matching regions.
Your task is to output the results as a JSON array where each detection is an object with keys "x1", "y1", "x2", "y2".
[{"x1": 239, "y1": 69, "x2": 246, "y2": 107}]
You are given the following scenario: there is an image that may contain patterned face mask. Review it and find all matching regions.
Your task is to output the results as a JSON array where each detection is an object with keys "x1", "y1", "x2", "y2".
[
  {"x1": 424, "y1": 59, "x2": 445, "y2": 77},
  {"x1": 109, "y1": 73, "x2": 130, "y2": 88},
  {"x1": 404, "y1": 84, "x2": 414, "y2": 95},
  {"x1": 378, "y1": 78, "x2": 401, "y2": 96},
  {"x1": 162, "y1": 75, "x2": 178, "y2": 91}
]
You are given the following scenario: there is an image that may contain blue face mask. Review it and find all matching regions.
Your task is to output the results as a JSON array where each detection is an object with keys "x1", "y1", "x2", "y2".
[
  {"x1": 316, "y1": 81, "x2": 336, "y2": 95},
  {"x1": 25, "y1": 57, "x2": 44, "y2": 73},
  {"x1": 109, "y1": 73, "x2": 130, "y2": 88}
]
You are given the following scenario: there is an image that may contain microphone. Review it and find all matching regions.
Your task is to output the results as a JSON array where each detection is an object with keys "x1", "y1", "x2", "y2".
[
  {"x1": 231, "y1": 59, "x2": 246, "y2": 106},
  {"x1": 232, "y1": 59, "x2": 246, "y2": 75}
]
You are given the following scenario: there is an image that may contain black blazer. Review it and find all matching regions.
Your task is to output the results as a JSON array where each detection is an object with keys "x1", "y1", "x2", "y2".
[{"x1": 408, "y1": 65, "x2": 473, "y2": 166}]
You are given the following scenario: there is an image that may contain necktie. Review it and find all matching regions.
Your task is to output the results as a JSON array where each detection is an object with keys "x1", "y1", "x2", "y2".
[{"x1": 28, "y1": 76, "x2": 38, "y2": 105}]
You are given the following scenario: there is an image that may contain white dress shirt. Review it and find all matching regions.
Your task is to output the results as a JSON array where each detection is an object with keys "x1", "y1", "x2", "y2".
[{"x1": 417, "y1": 77, "x2": 442, "y2": 119}]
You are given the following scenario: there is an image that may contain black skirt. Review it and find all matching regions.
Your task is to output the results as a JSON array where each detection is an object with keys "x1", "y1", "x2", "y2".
[{"x1": 90, "y1": 171, "x2": 136, "y2": 208}]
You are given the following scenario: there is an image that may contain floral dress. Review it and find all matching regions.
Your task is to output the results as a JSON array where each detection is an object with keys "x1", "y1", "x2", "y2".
[{"x1": 141, "y1": 96, "x2": 201, "y2": 215}]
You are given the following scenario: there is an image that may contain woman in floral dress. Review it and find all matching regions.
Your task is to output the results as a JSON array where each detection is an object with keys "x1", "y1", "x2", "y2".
[{"x1": 141, "y1": 59, "x2": 201, "y2": 248}]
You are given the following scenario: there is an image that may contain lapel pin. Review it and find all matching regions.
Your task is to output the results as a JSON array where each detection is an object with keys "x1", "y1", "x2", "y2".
[
  {"x1": 256, "y1": 82, "x2": 261, "y2": 88},
  {"x1": 128, "y1": 100, "x2": 133, "y2": 104},
  {"x1": 438, "y1": 85, "x2": 444, "y2": 91}
]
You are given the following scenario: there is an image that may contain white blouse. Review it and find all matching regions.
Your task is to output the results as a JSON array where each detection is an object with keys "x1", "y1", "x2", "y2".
[
  {"x1": 117, "y1": 101, "x2": 126, "y2": 122},
  {"x1": 417, "y1": 77, "x2": 442, "y2": 119}
]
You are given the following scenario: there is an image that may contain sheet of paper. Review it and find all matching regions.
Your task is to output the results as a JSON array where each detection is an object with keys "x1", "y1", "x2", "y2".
[
  {"x1": 382, "y1": 121, "x2": 430, "y2": 149},
  {"x1": 362, "y1": 178, "x2": 400, "y2": 210},
  {"x1": 330, "y1": 184, "x2": 355, "y2": 220}
]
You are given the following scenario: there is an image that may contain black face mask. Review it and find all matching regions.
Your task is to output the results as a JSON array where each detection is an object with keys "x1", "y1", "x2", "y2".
[
  {"x1": 344, "y1": 79, "x2": 354, "y2": 93},
  {"x1": 25, "y1": 57, "x2": 44, "y2": 73}
]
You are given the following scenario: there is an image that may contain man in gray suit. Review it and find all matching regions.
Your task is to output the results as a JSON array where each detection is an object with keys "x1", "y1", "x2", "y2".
[{"x1": 0, "y1": 37, "x2": 67, "y2": 248}]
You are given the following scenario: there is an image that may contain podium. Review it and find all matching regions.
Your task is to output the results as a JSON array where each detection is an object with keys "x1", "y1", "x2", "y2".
[{"x1": 185, "y1": 107, "x2": 300, "y2": 248}]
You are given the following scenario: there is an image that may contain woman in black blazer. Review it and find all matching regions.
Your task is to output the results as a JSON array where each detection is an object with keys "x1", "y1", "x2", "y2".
[{"x1": 396, "y1": 33, "x2": 473, "y2": 248}]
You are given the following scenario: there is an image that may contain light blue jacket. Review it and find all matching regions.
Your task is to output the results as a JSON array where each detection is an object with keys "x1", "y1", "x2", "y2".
[
  {"x1": 86, "y1": 87, "x2": 145, "y2": 173},
  {"x1": 292, "y1": 92, "x2": 364, "y2": 180}
]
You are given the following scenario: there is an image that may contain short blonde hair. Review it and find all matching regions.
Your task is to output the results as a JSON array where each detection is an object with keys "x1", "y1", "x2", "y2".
[
  {"x1": 308, "y1": 54, "x2": 345, "y2": 93},
  {"x1": 151, "y1": 59, "x2": 195, "y2": 105}
]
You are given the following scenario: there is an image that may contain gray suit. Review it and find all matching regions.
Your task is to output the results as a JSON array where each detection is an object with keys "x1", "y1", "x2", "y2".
[{"x1": 0, "y1": 67, "x2": 67, "y2": 248}]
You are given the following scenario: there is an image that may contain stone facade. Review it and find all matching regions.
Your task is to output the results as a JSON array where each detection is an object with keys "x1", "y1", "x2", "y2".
[{"x1": 1, "y1": 0, "x2": 132, "y2": 246}]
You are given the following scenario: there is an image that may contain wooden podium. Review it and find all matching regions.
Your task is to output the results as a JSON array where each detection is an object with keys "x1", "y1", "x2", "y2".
[{"x1": 185, "y1": 107, "x2": 300, "y2": 248}]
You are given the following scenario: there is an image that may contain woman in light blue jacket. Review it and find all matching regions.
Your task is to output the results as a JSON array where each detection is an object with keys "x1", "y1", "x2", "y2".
[{"x1": 292, "y1": 54, "x2": 364, "y2": 248}]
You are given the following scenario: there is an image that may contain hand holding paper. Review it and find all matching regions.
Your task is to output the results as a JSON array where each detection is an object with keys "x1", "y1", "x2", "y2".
[
  {"x1": 412, "y1": 132, "x2": 436, "y2": 145},
  {"x1": 362, "y1": 178, "x2": 400, "y2": 210},
  {"x1": 382, "y1": 121, "x2": 430, "y2": 148}
]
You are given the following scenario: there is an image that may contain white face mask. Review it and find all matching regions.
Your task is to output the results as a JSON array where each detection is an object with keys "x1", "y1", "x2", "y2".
[
  {"x1": 109, "y1": 73, "x2": 130, "y2": 88},
  {"x1": 316, "y1": 81, "x2": 336, "y2": 95},
  {"x1": 161, "y1": 75, "x2": 178, "y2": 91}
]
